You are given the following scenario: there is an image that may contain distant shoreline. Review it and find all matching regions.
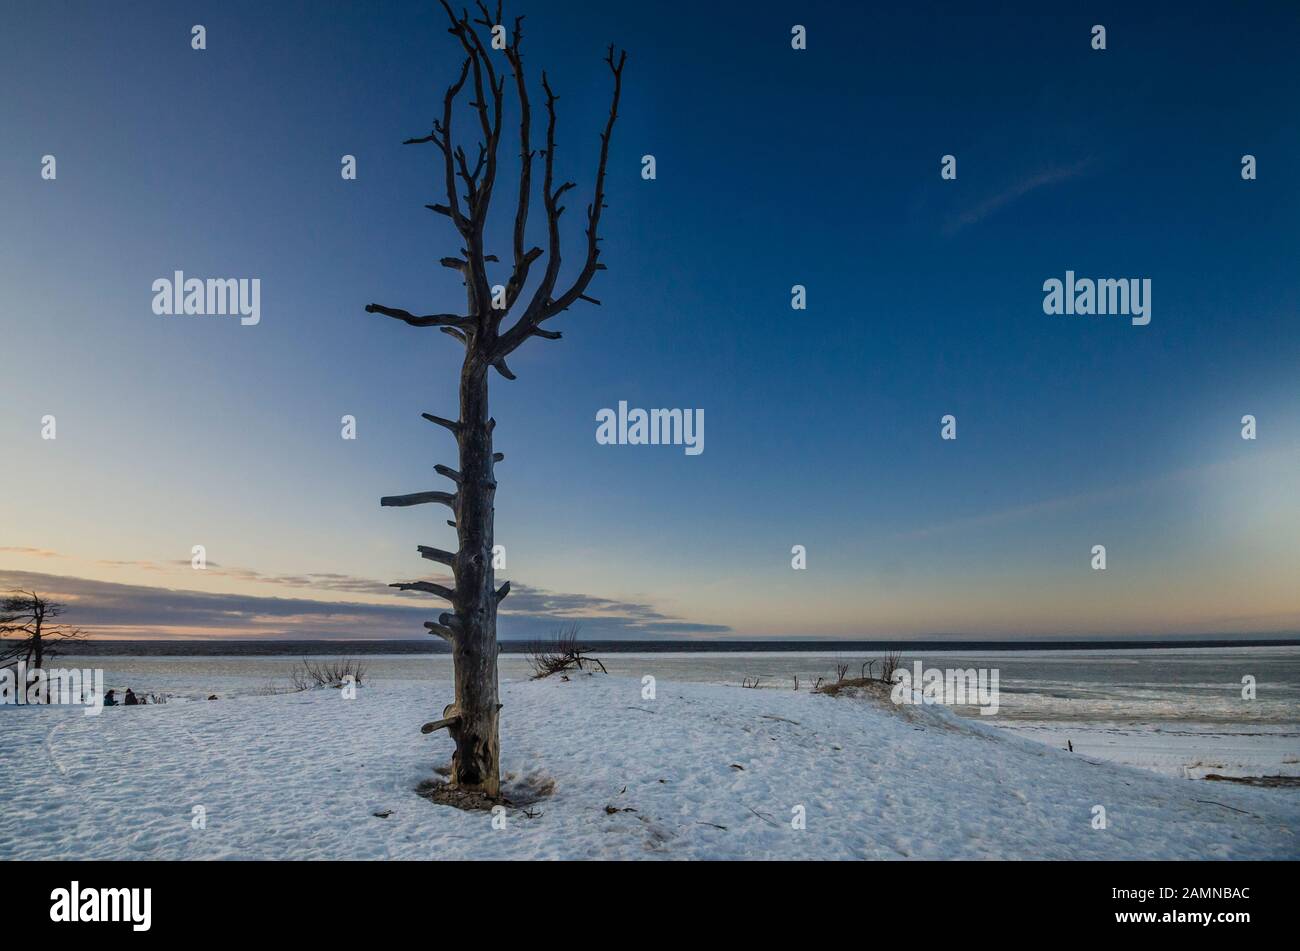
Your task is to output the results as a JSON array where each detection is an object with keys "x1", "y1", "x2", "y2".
[{"x1": 55, "y1": 637, "x2": 1300, "y2": 657}]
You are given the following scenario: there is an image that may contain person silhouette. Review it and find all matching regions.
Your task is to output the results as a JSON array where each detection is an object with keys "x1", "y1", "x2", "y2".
[{"x1": 124, "y1": 688, "x2": 138, "y2": 706}]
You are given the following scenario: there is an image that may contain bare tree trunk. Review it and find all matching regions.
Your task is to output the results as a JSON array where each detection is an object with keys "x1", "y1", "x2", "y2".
[
  {"x1": 368, "y1": 3, "x2": 624, "y2": 802},
  {"x1": 447, "y1": 353, "x2": 501, "y2": 797},
  {"x1": 31, "y1": 611, "x2": 43, "y2": 674}
]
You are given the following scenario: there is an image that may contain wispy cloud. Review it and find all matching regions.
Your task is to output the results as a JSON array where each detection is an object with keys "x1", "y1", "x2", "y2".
[
  {"x1": 943, "y1": 157, "x2": 1095, "y2": 235},
  {"x1": 162, "y1": 562, "x2": 399, "y2": 596},
  {"x1": 0, "y1": 546, "x2": 63, "y2": 558},
  {"x1": 883, "y1": 449, "x2": 1300, "y2": 545},
  {"x1": 96, "y1": 559, "x2": 165, "y2": 571}
]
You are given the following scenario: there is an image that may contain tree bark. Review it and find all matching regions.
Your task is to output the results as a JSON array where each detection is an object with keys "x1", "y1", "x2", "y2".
[
  {"x1": 367, "y1": 3, "x2": 624, "y2": 801},
  {"x1": 31, "y1": 609, "x2": 43, "y2": 675},
  {"x1": 447, "y1": 348, "x2": 501, "y2": 797}
]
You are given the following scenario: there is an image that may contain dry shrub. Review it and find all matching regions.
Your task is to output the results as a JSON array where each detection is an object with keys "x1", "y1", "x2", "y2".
[
  {"x1": 814, "y1": 651, "x2": 904, "y2": 697},
  {"x1": 880, "y1": 651, "x2": 903, "y2": 685},
  {"x1": 290, "y1": 657, "x2": 367, "y2": 691},
  {"x1": 526, "y1": 625, "x2": 607, "y2": 680}
]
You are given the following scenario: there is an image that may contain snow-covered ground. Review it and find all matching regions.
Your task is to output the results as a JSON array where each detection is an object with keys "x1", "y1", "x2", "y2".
[
  {"x1": 52, "y1": 646, "x2": 1300, "y2": 782},
  {"x1": 995, "y1": 721, "x2": 1300, "y2": 780},
  {"x1": 1, "y1": 674, "x2": 1296, "y2": 860}
]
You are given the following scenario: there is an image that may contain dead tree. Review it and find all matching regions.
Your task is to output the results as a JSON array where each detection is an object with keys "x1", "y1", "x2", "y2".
[
  {"x1": 367, "y1": 2, "x2": 626, "y2": 799},
  {"x1": 525, "y1": 624, "x2": 608, "y2": 680},
  {"x1": 0, "y1": 590, "x2": 88, "y2": 676}
]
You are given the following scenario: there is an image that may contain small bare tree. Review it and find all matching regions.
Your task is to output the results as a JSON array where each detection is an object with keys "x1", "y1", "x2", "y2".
[
  {"x1": 289, "y1": 658, "x2": 368, "y2": 691},
  {"x1": 880, "y1": 651, "x2": 903, "y2": 684},
  {"x1": 526, "y1": 625, "x2": 606, "y2": 679},
  {"x1": 368, "y1": 2, "x2": 626, "y2": 798},
  {"x1": 0, "y1": 590, "x2": 88, "y2": 677}
]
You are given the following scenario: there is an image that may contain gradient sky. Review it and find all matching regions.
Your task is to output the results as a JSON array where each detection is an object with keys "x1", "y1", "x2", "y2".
[{"x1": 2, "y1": 1, "x2": 1298, "y2": 640}]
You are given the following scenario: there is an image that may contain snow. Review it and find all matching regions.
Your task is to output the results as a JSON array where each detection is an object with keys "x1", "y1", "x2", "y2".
[
  {"x1": 994, "y1": 721, "x2": 1300, "y2": 780},
  {"x1": 48, "y1": 646, "x2": 1300, "y2": 782},
  {"x1": 1, "y1": 674, "x2": 1296, "y2": 860}
]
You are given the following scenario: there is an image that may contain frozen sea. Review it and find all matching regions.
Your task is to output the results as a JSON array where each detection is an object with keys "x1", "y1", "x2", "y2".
[{"x1": 53, "y1": 645, "x2": 1300, "y2": 782}]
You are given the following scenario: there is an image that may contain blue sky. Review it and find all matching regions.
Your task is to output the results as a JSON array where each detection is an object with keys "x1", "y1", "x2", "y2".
[{"x1": 1, "y1": 1, "x2": 1297, "y2": 639}]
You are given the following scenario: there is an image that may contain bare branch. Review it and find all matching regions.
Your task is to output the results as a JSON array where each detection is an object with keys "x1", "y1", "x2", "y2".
[
  {"x1": 526, "y1": 71, "x2": 564, "y2": 321},
  {"x1": 502, "y1": 12, "x2": 536, "y2": 316},
  {"x1": 418, "y1": 545, "x2": 458, "y2": 566},
  {"x1": 421, "y1": 712, "x2": 461, "y2": 734},
  {"x1": 436, "y1": 1, "x2": 504, "y2": 324},
  {"x1": 381, "y1": 491, "x2": 458, "y2": 509},
  {"x1": 441, "y1": 1, "x2": 502, "y2": 216},
  {"x1": 423, "y1": 622, "x2": 456, "y2": 642},
  {"x1": 437, "y1": 58, "x2": 474, "y2": 233},
  {"x1": 495, "y1": 47, "x2": 626, "y2": 358},
  {"x1": 365, "y1": 304, "x2": 472, "y2": 329},
  {"x1": 434, "y1": 464, "x2": 462, "y2": 484},
  {"x1": 422, "y1": 413, "x2": 462, "y2": 434},
  {"x1": 391, "y1": 581, "x2": 457, "y2": 601},
  {"x1": 403, "y1": 132, "x2": 444, "y2": 149},
  {"x1": 540, "y1": 46, "x2": 626, "y2": 321}
]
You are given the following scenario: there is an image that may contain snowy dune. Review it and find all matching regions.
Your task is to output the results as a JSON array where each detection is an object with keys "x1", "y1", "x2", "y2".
[
  {"x1": 995, "y1": 721, "x2": 1300, "y2": 780},
  {"x1": 1, "y1": 675, "x2": 1296, "y2": 860}
]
